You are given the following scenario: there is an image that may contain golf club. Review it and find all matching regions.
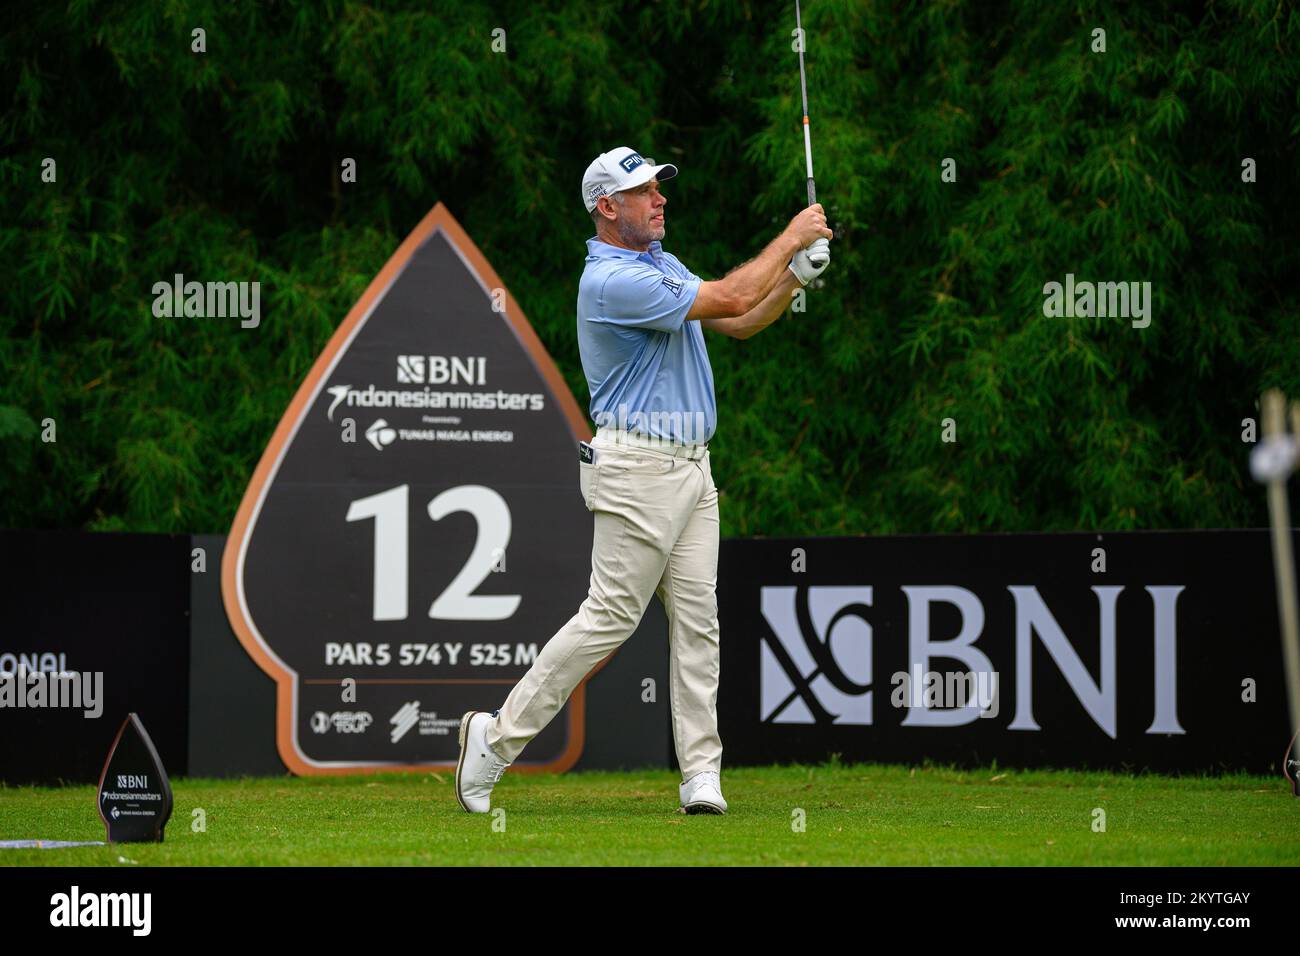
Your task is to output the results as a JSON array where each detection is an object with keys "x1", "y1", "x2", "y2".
[{"x1": 796, "y1": 0, "x2": 830, "y2": 266}]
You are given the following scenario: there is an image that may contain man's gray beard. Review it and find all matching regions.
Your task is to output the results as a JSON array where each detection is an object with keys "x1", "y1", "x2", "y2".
[{"x1": 616, "y1": 218, "x2": 659, "y2": 247}]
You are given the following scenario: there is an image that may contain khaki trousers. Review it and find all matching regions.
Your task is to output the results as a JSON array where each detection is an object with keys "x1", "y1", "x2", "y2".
[{"x1": 484, "y1": 428, "x2": 723, "y2": 781}]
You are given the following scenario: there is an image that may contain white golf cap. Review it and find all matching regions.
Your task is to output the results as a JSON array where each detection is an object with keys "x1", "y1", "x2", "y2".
[{"x1": 582, "y1": 146, "x2": 678, "y2": 213}]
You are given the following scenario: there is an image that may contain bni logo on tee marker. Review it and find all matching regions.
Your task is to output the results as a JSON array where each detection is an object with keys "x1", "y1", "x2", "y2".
[{"x1": 396, "y1": 355, "x2": 486, "y2": 385}]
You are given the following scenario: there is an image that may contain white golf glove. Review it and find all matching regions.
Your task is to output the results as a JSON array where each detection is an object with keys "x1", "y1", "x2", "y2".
[{"x1": 788, "y1": 239, "x2": 831, "y2": 286}]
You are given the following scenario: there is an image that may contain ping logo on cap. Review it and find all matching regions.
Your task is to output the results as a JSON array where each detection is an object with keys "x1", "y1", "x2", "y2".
[{"x1": 619, "y1": 153, "x2": 645, "y2": 173}]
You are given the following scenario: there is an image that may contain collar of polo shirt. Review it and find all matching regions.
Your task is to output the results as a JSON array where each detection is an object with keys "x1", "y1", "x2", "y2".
[{"x1": 588, "y1": 237, "x2": 666, "y2": 268}]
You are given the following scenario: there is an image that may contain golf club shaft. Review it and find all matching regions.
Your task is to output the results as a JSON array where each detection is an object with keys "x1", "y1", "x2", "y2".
[{"x1": 796, "y1": 0, "x2": 816, "y2": 206}]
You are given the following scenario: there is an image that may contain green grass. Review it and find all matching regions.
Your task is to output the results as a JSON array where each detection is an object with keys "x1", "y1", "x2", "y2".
[{"x1": 1, "y1": 762, "x2": 1296, "y2": 866}]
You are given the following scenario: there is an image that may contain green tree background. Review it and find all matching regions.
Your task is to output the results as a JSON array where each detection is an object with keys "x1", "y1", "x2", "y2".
[{"x1": 2, "y1": 0, "x2": 1297, "y2": 536}]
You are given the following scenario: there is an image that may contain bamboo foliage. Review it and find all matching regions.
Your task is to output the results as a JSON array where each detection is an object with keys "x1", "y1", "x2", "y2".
[{"x1": 1, "y1": 1, "x2": 1296, "y2": 535}]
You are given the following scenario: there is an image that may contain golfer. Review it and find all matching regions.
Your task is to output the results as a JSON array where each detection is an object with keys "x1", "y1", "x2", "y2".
[{"x1": 456, "y1": 146, "x2": 832, "y2": 814}]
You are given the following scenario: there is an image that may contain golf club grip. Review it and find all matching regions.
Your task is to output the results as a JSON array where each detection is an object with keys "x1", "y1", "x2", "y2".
[{"x1": 807, "y1": 177, "x2": 825, "y2": 262}]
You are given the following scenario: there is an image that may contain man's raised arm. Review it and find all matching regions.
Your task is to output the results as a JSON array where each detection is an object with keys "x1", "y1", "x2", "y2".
[{"x1": 686, "y1": 203, "x2": 832, "y2": 320}]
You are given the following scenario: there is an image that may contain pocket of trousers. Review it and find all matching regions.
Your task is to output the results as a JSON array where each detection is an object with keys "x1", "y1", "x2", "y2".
[
  {"x1": 579, "y1": 460, "x2": 597, "y2": 511},
  {"x1": 703, "y1": 452, "x2": 718, "y2": 495},
  {"x1": 605, "y1": 447, "x2": 675, "y2": 475}
]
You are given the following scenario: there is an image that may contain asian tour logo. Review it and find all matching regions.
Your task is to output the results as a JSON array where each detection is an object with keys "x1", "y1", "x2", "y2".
[{"x1": 311, "y1": 711, "x2": 374, "y2": 734}]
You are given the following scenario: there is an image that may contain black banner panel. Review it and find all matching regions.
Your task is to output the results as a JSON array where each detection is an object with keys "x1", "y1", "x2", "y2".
[
  {"x1": 0, "y1": 530, "x2": 190, "y2": 785},
  {"x1": 717, "y1": 531, "x2": 1291, "y2": 772},
  {"x1": 222, "y1": 205, "x2": 595, "y2": 775}
]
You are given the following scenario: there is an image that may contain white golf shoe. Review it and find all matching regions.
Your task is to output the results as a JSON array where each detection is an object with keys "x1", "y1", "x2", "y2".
[
  {"x1": 456, "y1": 710, "x2": 511, "y2": 813},
  {"x1": 679, "y1": 770, "x2": 727, "y2": 814}
]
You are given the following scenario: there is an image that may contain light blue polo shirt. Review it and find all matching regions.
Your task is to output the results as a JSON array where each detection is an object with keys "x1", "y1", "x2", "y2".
[{"x1": 576, "y1": 237, "x2": 717, "y2": 445}]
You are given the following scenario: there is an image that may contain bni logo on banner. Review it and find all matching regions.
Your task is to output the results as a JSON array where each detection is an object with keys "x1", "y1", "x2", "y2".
[{"x1": 759, "y1": 583, "x2": 1185, "y2": 736}]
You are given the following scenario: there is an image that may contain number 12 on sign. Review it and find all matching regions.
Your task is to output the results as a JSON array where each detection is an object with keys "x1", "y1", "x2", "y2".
[{"x1": 345, "y1": 484, "x2": 521, "y2": 622}]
